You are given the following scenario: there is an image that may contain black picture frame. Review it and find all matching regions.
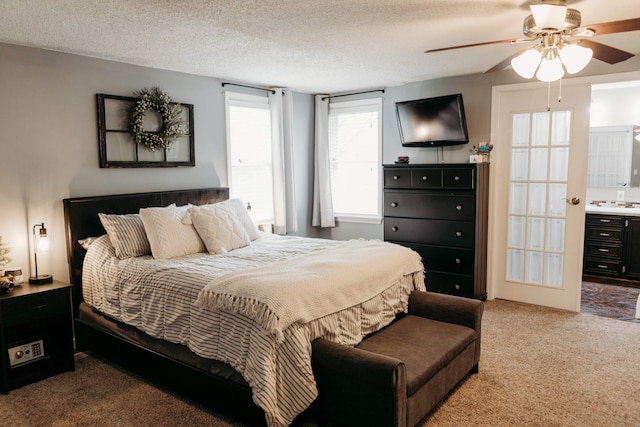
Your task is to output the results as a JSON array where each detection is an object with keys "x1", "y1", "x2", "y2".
[{"x1": 96, "y1": 93, "x2": 195, "y2": 168}]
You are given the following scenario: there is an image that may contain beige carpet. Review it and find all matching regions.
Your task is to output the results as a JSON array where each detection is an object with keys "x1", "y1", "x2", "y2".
[{"x1": 1, "y1": 299, "x2": 639, "y2": 426}]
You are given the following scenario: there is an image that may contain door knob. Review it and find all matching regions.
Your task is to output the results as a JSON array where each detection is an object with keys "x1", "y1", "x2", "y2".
[{"x1": 567, "y1": 197, "x2": 580, "y2": 205}]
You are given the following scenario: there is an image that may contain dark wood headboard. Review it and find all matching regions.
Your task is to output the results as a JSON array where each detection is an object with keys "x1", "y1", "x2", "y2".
[{"x1": 63, "y1": 187, "x2": 229, "y2": 316}]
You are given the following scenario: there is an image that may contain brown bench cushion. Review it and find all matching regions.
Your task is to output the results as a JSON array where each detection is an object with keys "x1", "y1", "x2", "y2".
[{"x1": 356, "y1": 315, "x2": 476, "y2": 396}]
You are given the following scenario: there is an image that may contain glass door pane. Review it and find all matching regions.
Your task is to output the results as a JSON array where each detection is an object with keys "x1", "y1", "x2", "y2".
[{"x1": 505, "y1": 110, "x2": 571, "y2": 288}]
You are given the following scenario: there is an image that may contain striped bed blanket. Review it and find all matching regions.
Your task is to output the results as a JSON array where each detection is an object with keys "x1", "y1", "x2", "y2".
[{"x1": 82, "y1": 234, "x2": 425, "y2": 427}]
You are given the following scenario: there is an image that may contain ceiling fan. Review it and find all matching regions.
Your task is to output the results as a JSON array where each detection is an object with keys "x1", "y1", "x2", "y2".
[{"x1": 425, "y1": 0, "x2": 640, "y2": 82}]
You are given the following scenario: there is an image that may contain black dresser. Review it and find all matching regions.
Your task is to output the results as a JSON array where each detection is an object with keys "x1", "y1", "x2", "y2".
[{"x1": 383, "y1": 163, "x2": 489, "y2": 299}]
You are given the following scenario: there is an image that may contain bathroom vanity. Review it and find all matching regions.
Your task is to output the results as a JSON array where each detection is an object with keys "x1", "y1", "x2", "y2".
[{"x1": 584, "y1": 205, "x2": 640, "y2": 282}]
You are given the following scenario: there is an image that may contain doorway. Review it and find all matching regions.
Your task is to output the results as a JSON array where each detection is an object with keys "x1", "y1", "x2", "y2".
[
  {"x1": 488, "y1": 71, "x2": 640, "y2": 314},
  {"x1": 582, "y1": 79, "x2": 640, "y2": 321}
]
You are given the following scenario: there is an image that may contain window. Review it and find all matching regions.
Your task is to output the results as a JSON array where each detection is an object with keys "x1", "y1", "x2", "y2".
[
  {"x1": 328, "y1": 98, "x2": 382, "y2": 223},
  {"x1": 225, "y1": 92, "x2": 273, "y2": 224}
]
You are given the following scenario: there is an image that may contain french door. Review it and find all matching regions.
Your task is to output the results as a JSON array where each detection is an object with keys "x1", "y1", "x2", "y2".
[{"x1": 489, "y1": 83, "x2": 591, "y2": 311}]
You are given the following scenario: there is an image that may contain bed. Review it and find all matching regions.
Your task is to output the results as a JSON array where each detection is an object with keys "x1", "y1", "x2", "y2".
[{"x1": 63, "y1": 187, "x2": 425, "y2": 427}]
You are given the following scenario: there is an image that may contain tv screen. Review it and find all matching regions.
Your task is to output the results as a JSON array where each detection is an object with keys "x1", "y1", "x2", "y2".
[{"x1": 395, "y1": 93, "x2": 469, "y2": 147}]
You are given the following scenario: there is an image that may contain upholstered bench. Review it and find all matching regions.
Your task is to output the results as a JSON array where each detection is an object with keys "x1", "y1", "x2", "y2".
[{"x1": 311, "y1": 291, "x2": 483, "y2": 427}]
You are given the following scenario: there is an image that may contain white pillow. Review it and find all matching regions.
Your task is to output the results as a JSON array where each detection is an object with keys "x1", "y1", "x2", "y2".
[
  {"x1": 182, "y1": 199, "x2": 260, "y2": 241},
  {"x1": 225, "y1": 199, "x2": 261, "y2": 241},
  {"x1": 139, "y1": 204, "x2": 205, "y2": 259},
  {"x1": 98, "y1": 213, "x2": 151, "y2": 259},
  {"x1": 188, "y1": 203, "x2": 251, "y2": 254}
]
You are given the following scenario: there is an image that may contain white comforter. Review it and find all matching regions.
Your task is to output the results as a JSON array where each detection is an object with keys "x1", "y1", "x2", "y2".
[{"x1": 82, "y1": 233, "x2": 425, "y2": 427}]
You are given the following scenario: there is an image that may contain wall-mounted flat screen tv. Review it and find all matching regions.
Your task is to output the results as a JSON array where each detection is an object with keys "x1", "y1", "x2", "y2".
[{"x1": 395, "y1": 93, "x2": 469, "y2": 147}]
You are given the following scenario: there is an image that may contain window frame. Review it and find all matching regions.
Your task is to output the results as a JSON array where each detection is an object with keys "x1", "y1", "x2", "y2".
[
  {"x1": 224, "y1": 91, "x2": 274, "y2": 224},
  {"x1": 328, "y1": 97, "x2": 383, "y2": 224}
]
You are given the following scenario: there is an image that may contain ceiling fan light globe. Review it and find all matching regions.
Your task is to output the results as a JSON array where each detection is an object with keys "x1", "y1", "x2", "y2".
[
  {"x1": 530, "y1": 4, "x2": 567, "y2": 31},
  {"x1": 536, "y1": 56, "x2": 565, "y2": 82},
  {"x1": 560, "y1": 44, "x2": 593, "y2": 74},
  {"x1": 511, "y1": 49, "x2": 541, "y2": 79}
]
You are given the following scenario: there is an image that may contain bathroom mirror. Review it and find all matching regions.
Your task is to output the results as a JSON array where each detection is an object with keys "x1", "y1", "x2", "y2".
[
  {"x1": 588, "y1": 80, "x2": 640, "y2": 188},
  {"x1": 586, "y1": 125, "x2": 640, "y2": 188}
]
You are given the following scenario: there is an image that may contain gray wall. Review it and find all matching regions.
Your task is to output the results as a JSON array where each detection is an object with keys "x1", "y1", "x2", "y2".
[
  {"x1": 1, "y1": 41, "x2": 639, "y2": 281},
  {"x1": 0, "y1": 42, "x2": 319, "y2": 281}
]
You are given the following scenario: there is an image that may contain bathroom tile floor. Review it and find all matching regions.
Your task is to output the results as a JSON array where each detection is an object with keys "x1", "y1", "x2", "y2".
[{"x1": 581, "y1": 280, "x2": 640, "y2": 323}]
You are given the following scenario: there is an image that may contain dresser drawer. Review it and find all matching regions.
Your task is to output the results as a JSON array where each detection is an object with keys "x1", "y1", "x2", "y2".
[
  {"x1": 585, "y1": 227, "x2": 624, "y2": 243},
  {"x1": 443, "y1": 168, "x2": 474, "y2": 189},
  {"x1": 384, "y1": 191, "x2": 475, "y2": 220},
  {"x1": 586, "y1": 214, "x2": 624, "y2": 228},
  {"x1": 1, "y1": 289, "x2": 69, "y2": 328},
  {"x1": 584, "y1": 241, "x2": 623, "y2": 260},
  {"x1": 583, "y1": 258, "x2": 622, "y2": 276},
  {"x1": 410, "y1": 168, "x2": 442, "y2": 188},
  {"x1": 398, "y1": 242, "x2": 473, "y2": 275},
  {"x1": 425, "y1": 271, "x2": 474, "y2": 298},
  {"x1": 384, "y1": 169, "x2": 411, "y2": 188},
  {"x1": 384, "y1": 217, "x2": 475, "y2": 248}
]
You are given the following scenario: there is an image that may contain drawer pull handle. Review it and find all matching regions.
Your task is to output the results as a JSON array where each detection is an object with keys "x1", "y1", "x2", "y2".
[
  {"x1": 391, "y1": 202, "x2": 398, "y2": 208},
  {"x1": 455, "y1": 258, "x2": 461, "y2": 264},
  {"x1": 422, "y1": 176, "x2": 428, "y2": 181},
  {"x1": 600, "y1": 219, "x2": 611, "y2": 223},
  {"x1": 393, "y1": 175, "x2": 399, "y2": 180},
  {"x1": 391, "y1": 226, "x2": 398, "y2": 232},
  {"x1": 599, "y1": 233, "x2": 610, "y2": 237},
  {"x1": 456, "y1": 231, "x2": 462, "y2": 237},
  {"x1": 597, "y1": 265, "x2": 609, "y2": 269},
  {"x1": 454, "y1": 176, "x2": 460, "y2": 181},
  {"x1": 454, "y1": 284, "x2": 461, "y2": 290},
  {"x1": 598, "y1": 248, "x2": 610, "y2": 252},
  {"x1": 28, "y1": 304, "x2": 47, "y2": 311},
  {"x1": 456, "y1": 205, "x2": 463, "y2": 211}
]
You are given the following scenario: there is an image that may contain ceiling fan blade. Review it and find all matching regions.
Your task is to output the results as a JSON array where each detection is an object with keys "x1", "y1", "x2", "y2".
[
  {"x1": 579, "y1": 39, "x2": 635, "y2": 64},
  {"x1": 425, "y1": 38, "x2": 529, "y2": 53},
  {"x1": 484, "y1": 46, "x2": 533, "y2": 73},
  {"x1": 585, "y1": 17, "x2": 640, "y2": 36}
]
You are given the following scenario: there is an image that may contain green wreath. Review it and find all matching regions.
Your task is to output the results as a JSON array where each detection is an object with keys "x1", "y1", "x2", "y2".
[{"x1": 129, "y1": 87, "x2": 187, "y2": 151}]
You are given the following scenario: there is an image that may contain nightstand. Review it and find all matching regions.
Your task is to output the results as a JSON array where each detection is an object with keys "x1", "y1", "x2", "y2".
[{"x1": 0, "y1": 280, "x2": 74, "y2": 393}]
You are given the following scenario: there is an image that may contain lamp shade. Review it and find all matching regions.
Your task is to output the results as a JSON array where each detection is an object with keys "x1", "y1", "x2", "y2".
[
  {"x1": 559, "y1": 43, "x2": 593, "y2": 74},
  {"x1": 530, "y1": 4, "x2": 567, "y2": 30},
  {"x1": 511, "y1": 49, "x2": 542, "y2": 79},
  {"x1": 29, "y1": 223, "x2": 52, "y2": 284},
  {"x1": 37, "y1": 231, "x2": 49, "y2": 253},
  {"x1": 536, "y1": 55, "x2": 565, "y2": 82}
]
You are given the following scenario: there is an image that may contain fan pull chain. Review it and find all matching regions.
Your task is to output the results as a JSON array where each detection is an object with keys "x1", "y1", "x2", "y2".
[
  {"x1": 546, "y1": 79, "x2": 564, "y2": 111},
  {"x1": 558, "y1": 78, "x2": 563, "y2": 104}
]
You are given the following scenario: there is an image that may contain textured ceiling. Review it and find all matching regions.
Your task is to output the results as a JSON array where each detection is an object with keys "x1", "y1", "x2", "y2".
[{"x1": 1, "y1": 0, "x2": 639, "y2": 93}]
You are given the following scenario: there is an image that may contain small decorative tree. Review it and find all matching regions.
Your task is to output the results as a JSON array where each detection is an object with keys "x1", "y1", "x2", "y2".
[{"x1": 0, "y1": 235, "x2": 12, "y2": 269}]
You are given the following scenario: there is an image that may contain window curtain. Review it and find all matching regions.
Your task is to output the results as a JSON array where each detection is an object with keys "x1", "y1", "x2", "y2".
[
  {"x1": 269, "y1": 88, "x2": 298, "y2": 234},
  {"x1": 312, "y1": 94, "x2": 335, "y2": 227}
]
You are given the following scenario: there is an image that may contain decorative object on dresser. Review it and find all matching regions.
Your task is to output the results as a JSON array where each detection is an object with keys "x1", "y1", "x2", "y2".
[
  {"x1": 0, "y1": 235, "x2": 11, "y2": 271},
  {"x1": 469, "y1": 141, "x2": 493, "y2": 163},
  {"x1": 383, "y1": 163, "x2": 490, "y2": 299},
  {"x1": 0, "y1": 236, "x2": 13, "y2": 293},
  {"x1": 3, "y1": 268, "x2": 22, "y2": 286},
  {"x1": 583, "y1": 213, "x2": 640, "y2": 281},
  {"x1": 96, "y1": 88, "x2": 194, "y2": 168},
  {"x1": 0, "y1": 280, "x2": 74, "y2": 393}
]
